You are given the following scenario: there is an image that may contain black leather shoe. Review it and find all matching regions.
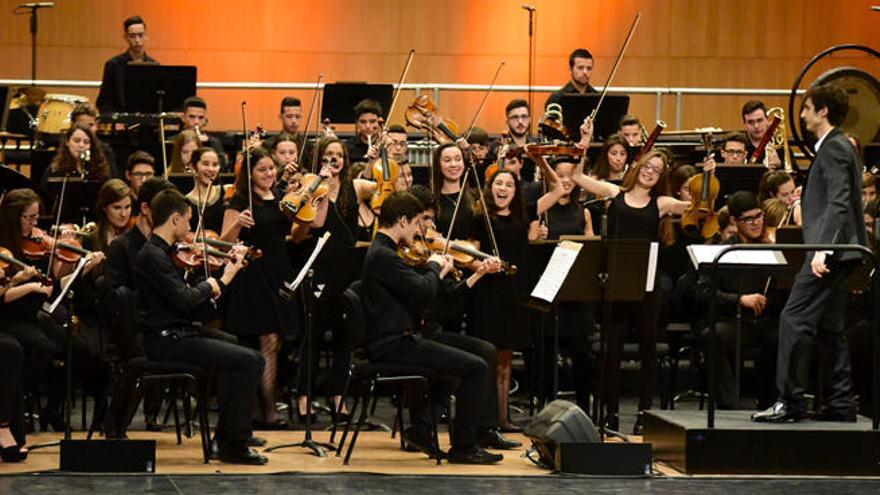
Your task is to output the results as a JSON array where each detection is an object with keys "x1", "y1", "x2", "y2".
[
  {"x1": 632, "y1": 413, "x2": 645, "y2": 436},
  {"x1": 751, "y1": 401, "x2": 807, "y2": 423},
  {"x1": 217, "y1": 444, "x2": 268, "y2": 465},
  {"x1": 814, "y1": 409, "x2": 857, "y2": 423},
  {"x1": 247, "y1": 436, "x2": 267, "y2": 447},
  {"x1": 402, "y1": 427, "x2": 444, "y2": 459},
  {"x1": 447, "y1": 446, "x2": 504, "y2": 464},
  {"x1": 603, "y1": 412, "x2": 620, "y2": 432},
  {"x1": 479, "y1": 428, "x2": 522, "y2": 450}
]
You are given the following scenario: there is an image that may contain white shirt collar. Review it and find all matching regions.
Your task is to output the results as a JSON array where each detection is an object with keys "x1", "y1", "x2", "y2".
[{"x1": 814, "y1": 127, "x2": 833, "y2": 152}]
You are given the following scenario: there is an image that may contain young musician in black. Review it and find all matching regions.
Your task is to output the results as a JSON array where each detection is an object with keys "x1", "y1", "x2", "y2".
[
  {"x1": 361, "y1": 191, "x2": 503, "y2": 464},
  {"x1": 135, "y1": 189, "x2": 266, "y2": 464},
  {"x1": 545, "y1": 48, "x2": 598, "y2": 108},
  {"x1": 753, "y1": 84, "x2": 867, "y2": 423},
  {"x1": 96, "y1": 15, "x2": 157, "y2": 113}
]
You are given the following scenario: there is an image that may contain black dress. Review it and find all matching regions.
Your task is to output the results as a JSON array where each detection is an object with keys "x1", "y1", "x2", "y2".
[
  {"x1": 222, "y1": 193, "x2": 299, "y2": 337},
  {"x1": 188, "y1": 185, "x2": 230, "y2": 234},
  {"x1": 436, "y1": 191, "x2": 476, "y2": 240},
  {"x1": 471, "y1": 212, "x2": 530, "y2": 350}
]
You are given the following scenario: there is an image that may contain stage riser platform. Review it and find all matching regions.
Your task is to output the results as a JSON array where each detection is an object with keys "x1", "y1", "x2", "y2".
[{"x1": 643, "y1": 410, "x2": 880, "y2": 475}]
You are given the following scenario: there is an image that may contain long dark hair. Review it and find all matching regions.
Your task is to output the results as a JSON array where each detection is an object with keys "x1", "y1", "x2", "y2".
[
  {"x1": 476, "y1": 169, "x2": 526, "y2": 223},
  {"x1": 0, "y1": 188, "x2": 42, "y2": 259},
  {"x1": 94, "y1": 179, "x2": 134, "y2": 252},
  {"x1": 315, "y1": 137, "x2": 355, "y2": 218},
  {"x1": 432, "y1": 142, "x2": 475, "y2": 221},
  {"x1": 591, "y1": 133, "x2": 628, "y2": 180},
  {"x1": 232, "y1": 147, "x2": 275, "y2": 205},
  {"x1": 50, "y1": 123, "x2": 110, "y2": 180}
]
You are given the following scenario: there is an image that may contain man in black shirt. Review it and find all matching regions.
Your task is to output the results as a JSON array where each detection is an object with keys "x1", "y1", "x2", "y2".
[
  {"x1": 344, "y1": 99, "x2": 382, "y2": 163},
  {"x1": 545, "y1": 48, "x2": 598, "y2": 109},
  {"x1": 361, "y1": 191, "x2": 503, "y2": 464},
  {"x1": 740, "y1": 100, "x2": 783, "y2": 169},
  {"x1": 96, "y1": 15, "x2": 158, "y2": 113},
  {"x1": 135, "y1": 189, "x2": 266, "y2": 464}
]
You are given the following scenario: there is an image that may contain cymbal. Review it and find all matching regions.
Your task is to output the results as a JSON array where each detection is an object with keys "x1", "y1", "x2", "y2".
[{"x1": 9, "y1": 86, "x2": 46, "y2": 110}]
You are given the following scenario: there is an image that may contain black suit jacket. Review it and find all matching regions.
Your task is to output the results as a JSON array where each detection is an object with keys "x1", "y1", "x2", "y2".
[
  {"x1": 801, "y1": 128, "x2": 867, "y2": 262},
  {"x1": 96, "y1": 51, "x2": 158, "y2": 113}
]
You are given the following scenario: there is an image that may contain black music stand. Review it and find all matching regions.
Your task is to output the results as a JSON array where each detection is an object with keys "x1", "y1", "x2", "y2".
[
  {"x1": 321, "y1": 83, "x2": 394, "y2": 123},
  {"x1": 124, "y1": 65, "x2": 197, "y2": 114},
  {"x1": 44, "y1": 177, "x2": 104, "y2": 225},
  {"x1": 530, "y1": 238, "x2": 652, "y2": 439},
  {"x1": 709, "y1": 164, "x2": 768, "y2": 207},
  {"x1": 560, "y1": 94, "x2": 630, "y2": 142}
]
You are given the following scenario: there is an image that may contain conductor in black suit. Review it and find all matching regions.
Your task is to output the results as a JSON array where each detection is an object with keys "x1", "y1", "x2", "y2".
[{"x1": 753, "y1": 84, "x2": 867, "y2": 423}]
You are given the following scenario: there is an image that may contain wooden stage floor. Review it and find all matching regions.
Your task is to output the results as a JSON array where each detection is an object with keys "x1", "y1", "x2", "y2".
[{"x1": 0, "y1": 430, "x2": 552, "y2": 476}]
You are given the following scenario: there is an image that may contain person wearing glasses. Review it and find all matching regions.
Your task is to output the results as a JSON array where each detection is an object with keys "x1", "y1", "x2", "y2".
[
  {"x1": 96, "y1": 15, "x2": 158, "y2": 113},
  {"x1": 490, "y1": 100, "x2": 540, "y2": 182},
  {"x1": 718, "y1": 133, "x2": 749, "y2": 165}
]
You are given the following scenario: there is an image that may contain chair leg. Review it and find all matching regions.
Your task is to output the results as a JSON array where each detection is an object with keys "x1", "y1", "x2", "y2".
[
  {"x1": 196, "y1": 377, "x2": 211, "y2": 464},
  {"x1": 336, "y1": 377, "x2": 362, "y2": 457},
  {"x1": 182, "y1": 389, "x2": 194, "y2": 439},
  {"x1": 425, "y1": 380, "x2": 441, "y2": 465},
  {"x1": 330, "y1": 369, "x2": 353, "y2": 444},
  {"x1": 81, "y1": 387, "x2": 88, "y2": 431},
  {"x1": 344, "y1": 379, "x2": 375, "y2": 465},
  {"x1": 172, "y1": 393, "x2": 183, "y2": 446},
  {"x1": 396, "y1": 390, "x2": 405, "y2": 449}
]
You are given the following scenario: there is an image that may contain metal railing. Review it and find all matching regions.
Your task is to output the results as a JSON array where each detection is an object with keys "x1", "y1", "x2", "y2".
[{"x1": 0, "y1": 78, "x2": 805, "y2": 130}]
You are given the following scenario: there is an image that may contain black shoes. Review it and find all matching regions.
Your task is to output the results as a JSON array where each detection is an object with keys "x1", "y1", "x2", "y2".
[
  {"x1": 253, "y1": 418, "x2": 290, "y2": 431},
  {"x1": 447, "y1": 446, "x2": 504, "y2": 464},
  {"x1": 751, "y1": 401, "x2": 808, "y2": 423},
  {"x1": 632, "y1": 413, "x2": 645, "y2": 436},
  {"x1": 479, "y1": 428, "x2": 522, "y2": 450},
  {"x1": 247, "y1": 436, "x2": 267, "y2": 447},
  {"x1": 602, "y1": 412, "x2": 620, "y2": 432},
  {"x1": 814, "y1": 408, "x2": 857, "y2": 423},
  {"x1": 402, "y1": 427, "x2": 445, "y2": 459},
  {"x1": 0, "y1": 445, "x2": 28, "y2": 463},
  {"x1": 217, "y1": 444, "x2": 268, "y2": 465}
]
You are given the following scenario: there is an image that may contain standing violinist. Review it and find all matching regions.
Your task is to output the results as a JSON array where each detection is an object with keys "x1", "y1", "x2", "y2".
[
  {"x1": 345, "y1": 99, "x2": 383, "y2": 163},
  {"x1": 545, "y1": 48, "x2": 598, "y2": 109},
  {"x1": 220, "y1": 147, "x2": 301, "y2": 430},
  {"x1": 185, "y1": 148, "x2": 231, "y2": 234},
  {"x1": 432, "y1": 143, "x2": 477, "y2": 240},
  {"x1": 135, "y1": 188, "x2": 264, "y2": 464},
  {"x1": 570, "y1": 119, "x2": 712, "y2": 434}
]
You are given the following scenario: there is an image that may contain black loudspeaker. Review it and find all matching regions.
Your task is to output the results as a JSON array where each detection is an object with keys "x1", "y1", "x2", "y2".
[
  {"x1": 60, "y1": 440, "x2": 156, "y2": 473},
  {"x1": 524, "y1": 400, "x2": 652, "y2": 475}
]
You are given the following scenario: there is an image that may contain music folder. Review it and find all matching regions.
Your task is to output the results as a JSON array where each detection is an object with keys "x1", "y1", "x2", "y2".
[{"x1": 560, "y1": 94, "x2": 630, "y2": 142}]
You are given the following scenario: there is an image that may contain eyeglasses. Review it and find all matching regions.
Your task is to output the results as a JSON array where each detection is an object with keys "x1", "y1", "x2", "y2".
[
  {"x1": 722, "y1": 149, "x2": 747, "y2": 156},
  {"x1": 736, "y1": 212, "x2": 764, "y2": 224},
  {"x1": 642, "y1": 165, "x2": 664, "y2": 174},
  {"x1": 130, "y1": 171, "x2": 154, "y2": 179}
]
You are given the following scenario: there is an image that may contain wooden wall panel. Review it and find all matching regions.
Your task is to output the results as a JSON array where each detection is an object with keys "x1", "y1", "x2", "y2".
[{"x1": 0, "y1": 0, "x2": 877, "y2": 134}]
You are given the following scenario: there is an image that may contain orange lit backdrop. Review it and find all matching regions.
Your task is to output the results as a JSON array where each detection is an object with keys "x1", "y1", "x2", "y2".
[{"x1": 0, "y1": 0, "x2": 877, "y2": 133}]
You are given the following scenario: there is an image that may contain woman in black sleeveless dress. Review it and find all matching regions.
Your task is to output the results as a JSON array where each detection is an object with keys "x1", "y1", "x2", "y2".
[
  {"x1": 186, "y1": 148, "x2": 232, "y2": 235},
  {"x1": 572, "y1": 136, "x2": 710, "y2": 433},
  {"x1": 221, "y1": 147, "x2": 300, "y2": 428}
]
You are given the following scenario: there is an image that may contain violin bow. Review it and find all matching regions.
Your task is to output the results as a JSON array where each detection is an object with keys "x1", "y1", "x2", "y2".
[
  {"x1": 241, "y1": 101, "x2": 254, "y2": 214},
  {"x1": 46, "y1": 173, "x2": 69, "y2": 271},
  {"x1": 311, "y1": 76, "x2": 327, "y2": 175},
  {"x1": 194, "y1": 178, "x2": 213, "y2": 279},
  {"x1": 468, "y1": 162, "x2": 501, "y2": 259},
  {"x1": 443, "y1": 168, "x2": 471, "y2": 256},
  {"x1": 385, "y1": 49, "x2": 416, "y2": 129},
  {"x1": 589, "y1": 12, "x2": 641, "y2": 121},
  {"x1": 463, "y1": 61, "x2": 505, "y2": 141},
  {"x1": 299, "y1": 74, "x2": 325, "y2": 170}
]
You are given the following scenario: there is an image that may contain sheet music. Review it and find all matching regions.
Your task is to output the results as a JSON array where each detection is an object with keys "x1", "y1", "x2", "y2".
[
  {"x1": 687, "y1": 244, "x2": 787, "y2": 268},
  {"x1": 645, "y1": 241, "x2": 658, "y2": 292},
  {"x1": 43, "y1": 256, "x2": 88, "y2": 315},
  {"x1": 531, "y1": 241, "x2": 583, "y2": 303},
  {"x1": 284, "y1": 231, "x2": 331, "y2": 293}
]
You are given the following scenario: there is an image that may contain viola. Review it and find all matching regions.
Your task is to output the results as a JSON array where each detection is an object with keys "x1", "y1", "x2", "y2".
[
  {"x1": 681, "y1": 133, "x2": 721, "y2": 239},
  {"x1": 404, "y1": 94, "x2": 461, "y2": 145},
  {"x1": 369, "y1": 145, "x2": 401, "y2": 210},
  {"x1": 23, "y1": 227, "x2": 91, "y2": 263},
  {"x1": 422, "y1": 228, "x2": 517, "y2": 275},
  {"x1": 0, "y1": 247, "x2": 51, "y2": 285},
  {"x1": 279, "y1": 173, "x2": 330, "y2": 223}
]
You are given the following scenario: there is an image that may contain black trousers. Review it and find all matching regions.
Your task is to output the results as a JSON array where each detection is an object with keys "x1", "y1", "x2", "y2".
[
  {"x1": 601, "y1": 290, "x2": 662, "y2": 412},
  {"x1": 0, "y1": 334, "x2": 26, "y2": 445},
  {"x1": 144, "y1": 331, "x2": 264, "y2": 446},
  {"x1": 705, "y1": 319, "x2": 778, "y2": 410},
  {"x1": 777, "y1": 261, "x2": 856, "y2": 412},
  {"x1": 1, "y1": 320, "x2": 55, "y2": 392},
  {"x1": 368, "y1": 334, "x2": 488, "y2": 449},
  {"x1": 296, "y1": 284, "x2": 352, "y2": 397},
  {"x1": 428, "y1": 331, "x2": 498, "y2": 432}
]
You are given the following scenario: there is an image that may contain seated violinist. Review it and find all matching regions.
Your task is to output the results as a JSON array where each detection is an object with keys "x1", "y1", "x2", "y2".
[
  {"x1": 757, "y1": 170, "x2": 802, "y2": 226},
  {"x1": 361, "y1": 191, "x2": 503, "y2": 464},
  {"x1": 694, "y1": 191, "x2": 781, "y2": 410},
  {"x1": 134, "y1": 188, "x2": 265, "y2": 465}
]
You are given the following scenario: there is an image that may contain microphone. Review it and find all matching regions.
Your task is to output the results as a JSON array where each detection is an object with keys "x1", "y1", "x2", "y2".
[
  {"x1": 521, "y1": 4, "x2": 536, "y2": 11},
  {"x1": 19, "y1": 2, "x2": 54, "y2": 8},
  {"x1": 580, "y1": 195, "x2": 612, "y2": 207},
  {"x1": 80, "y1": 149, "x2": 91, "y2": 163}
]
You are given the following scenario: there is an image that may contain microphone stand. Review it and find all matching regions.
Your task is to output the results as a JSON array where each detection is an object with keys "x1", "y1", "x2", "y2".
[
  {"x1": 13, "y1": 3, "x2": 51, "y2": 83},
  {"x1": 523, "y1": 5, "x2": 536, "y2": 134}
]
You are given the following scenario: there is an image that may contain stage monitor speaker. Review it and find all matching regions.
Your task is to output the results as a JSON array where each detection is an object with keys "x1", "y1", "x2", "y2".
[
  {"x1": 60, "y1": 439, "x2": 156, "y2": 473},
  {"x1": 524, "y1": 400, "x2": 652, "y2": 475}
]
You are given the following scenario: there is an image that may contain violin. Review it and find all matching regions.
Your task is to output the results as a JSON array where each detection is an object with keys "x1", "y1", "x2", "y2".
[
  {"x1": 0, "y1": 247, "x2": 52, "y2": 285},
  {"x1": 483, "y1": 136, "x2": 517, "y2": 184},
  {"x1": 279, "y1": 173, "x2": 330, "y2": 223},
  {"x1": 681, "y1": 133, "x2": 721, "y2": 239},
  {"x1": 404, "y1": 94, "x2": 461, "y2": 145},
  {"x1": 193, "y1": 229, "x2": 263, "y2": 260},
  {"x1": 523, "y1": 143, "x2": 586, "y2": 160},
  {"x1": 369, "y1": 141, "x2": 401, "y2": 210},
  {"x1": 398, "y1": 238, "x2": 463, "y2": 281},
  {"x1": 22, "y1": 227, "x2": 91, "y2": 263},
  {"x1": 422, "y1": 228, "x2": 517, "y2": 275},
  {"x1": 172, "y1": 239, "x2": 249, "y2": 272}
]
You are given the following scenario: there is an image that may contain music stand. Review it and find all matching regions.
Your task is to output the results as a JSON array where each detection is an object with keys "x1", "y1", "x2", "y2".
[
  {"x1": 709, "y1": 164, "x2": 768, "y2": 207},
  {"x1": 44, "y1": 177, "x2": 104, "y2": 225},
  {"x1": 560, "y1": 94, "x2": 630, "y2": 142},
  {"x1": 530, "y1": 238, "x2": 653, "y2": 439},
  {"x1": 124, "y1": 65, "x2": 197, "y2": 113},
  {"x1": 321, "y1": 83, "x2": 394, "y2": 124}
]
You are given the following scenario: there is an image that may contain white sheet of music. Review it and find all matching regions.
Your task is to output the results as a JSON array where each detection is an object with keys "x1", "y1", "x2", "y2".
[
  {"x1": 531, "y1": 240, "x2": 582, "y2": 303},
  {"x1": 284, "y1": 231, "x2": 331, "y2": 293},
  {"x1": 43, "y1": 255, "x2": 88, "y2": 315},
  {"x1": 645, "y1": 241, "x2": 659, "y2": 292},
  {"x1": 687, "y1": 244, "x2": 787, "y2": 268}
]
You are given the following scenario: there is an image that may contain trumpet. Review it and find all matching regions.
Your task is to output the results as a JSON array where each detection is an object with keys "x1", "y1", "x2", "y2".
[{"x1": 766, "y1": 107, "x2": 792, "y2": 173}]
